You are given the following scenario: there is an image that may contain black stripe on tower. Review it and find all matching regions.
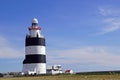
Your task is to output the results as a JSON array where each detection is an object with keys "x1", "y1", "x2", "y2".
[
  {"x1": 26, "y1": 37, "x2": 45, "y2": 46},
  {"x1": 23, "y1": 54, "x2": 46, "y2": 64}
]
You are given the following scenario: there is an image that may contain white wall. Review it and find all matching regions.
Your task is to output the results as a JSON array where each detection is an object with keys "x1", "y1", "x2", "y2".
[{"x1": 22, "y1": 63, "x2": 46, "y2": 74}]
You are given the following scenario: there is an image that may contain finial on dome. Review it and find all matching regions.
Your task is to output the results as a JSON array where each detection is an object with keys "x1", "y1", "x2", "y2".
[
  {"x1": 32, "y1": 18, "x2": 38, "y2": 26},
  {"x1": 32, "y1": 18, "x2": 38, "y2": 23}
]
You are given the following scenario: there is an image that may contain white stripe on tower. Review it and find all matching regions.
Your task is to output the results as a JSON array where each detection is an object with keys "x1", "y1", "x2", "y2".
[{"x1": 22, "y1": 18, "x2": 46, "y2": 75}]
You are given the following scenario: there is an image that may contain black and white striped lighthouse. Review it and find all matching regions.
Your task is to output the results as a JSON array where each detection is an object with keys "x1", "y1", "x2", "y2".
[{"x1": 22, "y1": 18, "x2": 46, "y2": 75}]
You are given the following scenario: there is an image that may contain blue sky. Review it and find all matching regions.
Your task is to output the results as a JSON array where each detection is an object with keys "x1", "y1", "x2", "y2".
[{"x1": 0, "y1": 0, "x2": 120, "y2": 73}]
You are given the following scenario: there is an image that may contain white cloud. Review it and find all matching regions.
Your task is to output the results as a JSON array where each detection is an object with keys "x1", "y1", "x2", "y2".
[
  {"x1": 0, "y1": 35, "x2": 23, "y2": 59},
  {"x1": 99, "y1": 7, "x2": 111, "y2": 16},
  {"x1": 98, "y1": 7, "x2": 120, "y2": 16},
  {"x1": 47, "y1": 46, "x2": 120, "y2": 66},
  {"x1": 97, "y1": 7, "x2": 120, "y2": 35},
  {"x1": 102, "y1": 18, "x2": 120, "y2": 34}
]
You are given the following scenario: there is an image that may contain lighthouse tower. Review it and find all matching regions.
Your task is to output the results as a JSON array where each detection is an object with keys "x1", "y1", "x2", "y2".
[{"x1": 22, "y1": 18, "x2": 46, "y2": 75}]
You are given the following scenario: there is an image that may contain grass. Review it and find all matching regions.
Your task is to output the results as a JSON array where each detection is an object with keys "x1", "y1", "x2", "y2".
[{"x1": 0, "y1": 74, "x2": 120, "y2": 80}]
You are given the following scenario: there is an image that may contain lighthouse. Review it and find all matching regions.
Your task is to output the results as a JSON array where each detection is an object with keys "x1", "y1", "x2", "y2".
[{"x1": 22, "y1": 18, "x2": 46, "y2": 75}]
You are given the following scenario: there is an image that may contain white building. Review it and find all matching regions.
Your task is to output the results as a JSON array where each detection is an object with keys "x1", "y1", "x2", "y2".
[
  {"x1": 47, "y1": 65, "x2": 63, "y2": 75},
  {"x1": 65, "y1": 70, "x2": 73, "y2": 74}
]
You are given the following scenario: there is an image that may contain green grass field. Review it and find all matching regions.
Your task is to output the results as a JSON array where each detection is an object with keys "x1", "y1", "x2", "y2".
[{"x1": 0, "y1": 74, "x2": 120, "y2": 80}]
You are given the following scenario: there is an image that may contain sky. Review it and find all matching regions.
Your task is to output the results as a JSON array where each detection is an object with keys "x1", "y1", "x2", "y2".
[{"x1": 0, "y1": 0, "x2": 120, "y2": 73}]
